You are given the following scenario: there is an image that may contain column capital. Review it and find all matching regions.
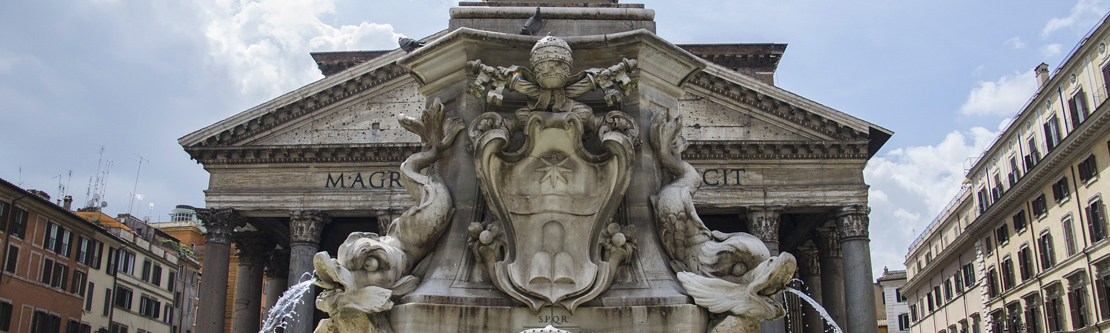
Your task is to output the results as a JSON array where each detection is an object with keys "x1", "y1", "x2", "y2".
[
  {"x1": 233, "y1": 231, "x2": 275, "y2": 266},
  {"x1": 745, "y1": 205, "x2": 784, "y2": 243},
  {"x1": 264, "y1": 248, "x2": 291, "y2": 279},
  {"x1": 290, "y1": 209, "x2": 331, "y2": 245},
  {"x1": 836, "y1": 205, "x2": 871, "y2": 240},
  {"x1": 196, "y1": 207, "x2": 246, "y2": 244},
  {"x1": 797, "y1": 244, "x2": 821, "y2": 276},
  {"x1": 815, "y1": 224, "x2": 842, "y2": 259}
]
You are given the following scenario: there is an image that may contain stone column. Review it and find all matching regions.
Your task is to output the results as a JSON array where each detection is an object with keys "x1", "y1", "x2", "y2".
[
  {"x1": 816, "y1": 224, "x2": 847, "y2": 328},
  {"x1": 837, "y1": 205, "x2": 877, "y2": 333},
  {"x1": 231, "y1": 231, "x2": 274, "y2": 333},
  {"x1": 287, "y1": 209, "x2": 330, "y2": 333},
  {"x1": 797, "y1": 244, "x2": 825, "y2": 333},
  {"x1": 747, "y1": 206, "x2": 784, "y2": 333},
  {"x1": 263, "y1": 248, "x2": 290, "y2": 320},
  {"x1": 194, "y1": 208, "x2": 245, "y2": 333}
]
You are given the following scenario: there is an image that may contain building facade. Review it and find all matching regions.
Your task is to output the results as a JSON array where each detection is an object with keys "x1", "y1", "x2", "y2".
[
  {"x1": 879, "y1": 268, "x2": 911, "y2": 333},
  {"x1": 180, "y1": 1, "x2": 891, "y2": 332},
  {"x1": 906, "y1": 12, "x2": 1110, "y2": 333}
]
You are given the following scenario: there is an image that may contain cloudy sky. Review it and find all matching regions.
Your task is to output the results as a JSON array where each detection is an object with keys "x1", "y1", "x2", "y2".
[{"x1": 1, "y1": 0, "x2": 1107, "y2": 277}]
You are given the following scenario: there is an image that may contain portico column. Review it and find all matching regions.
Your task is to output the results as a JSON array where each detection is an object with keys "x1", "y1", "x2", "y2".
[
  {"x1": 816, "y1": 224, "x2": 847, "y2": 328},
  {"x1": 231, "y1": 231, "x2": 274, "y2": 333},
  {"x1": 287, "y1": 209, "x2": 330, "y2": 333},
  {"x1": 747, "y1": 206, "x2": 784, "y2": 333},
  {"x1": 194, "y1": 208, "x2": 245, "y2": 333},
  {"x1": 263, "y1": 249, "x2": 290, "y2": 320},
  {"x1": 837, "y1": 205, "x2": 877, "y2": 333},
  {"x1": 797, "y1": 244, "x2": 825, "y2": 333}
]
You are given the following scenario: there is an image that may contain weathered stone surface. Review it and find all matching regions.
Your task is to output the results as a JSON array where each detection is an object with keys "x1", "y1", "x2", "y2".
[
  {"x1": 257, "y1": 82, "x2": 424, "y2": 145},
  {"x1": 390, "y1": 303, "x2": 707, "y2": 332}
]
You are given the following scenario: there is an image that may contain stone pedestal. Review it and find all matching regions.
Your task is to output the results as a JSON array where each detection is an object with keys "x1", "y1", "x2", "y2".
[
  {"x1": 816, "y1": 225, "x2": 846, "y2": 328},
  {"x1": 288, "y1": 209, "x2": 330, "y2": 333},
  {"x1": 390, "y1": 303, "x2": 707, "y2": 332},
  {"x1": 746, "y1": 206, "x2": 785, "y2": 333},
  {"x1": 837, "y1": 205, "x2": 877, "y2": 333},
  {"x1": 797, "y1": 245, "x2": 825, "y2": 333},
  {"x1": 195, "y1": 208, "x2": 245, "y2": 333},
  {"x1": 232, "y1": 231, "x2": 274, "y2": 333}
]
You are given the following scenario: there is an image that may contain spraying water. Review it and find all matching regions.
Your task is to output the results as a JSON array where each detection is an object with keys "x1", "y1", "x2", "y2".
[
  {"x1": 785, "y1": 287, "x2": 843, "y2": 333},
  {"x1": 260, "y1": 273, "x2": 317, "y2": 333}
]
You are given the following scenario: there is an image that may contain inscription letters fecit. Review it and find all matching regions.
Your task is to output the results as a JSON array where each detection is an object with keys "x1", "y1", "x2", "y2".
[
  {"x1": 698, "y1": 168, "x2": 745, "y2": 186},
  {"x1": 323, "y1": 171, "x2": 405, "y2": 189}
]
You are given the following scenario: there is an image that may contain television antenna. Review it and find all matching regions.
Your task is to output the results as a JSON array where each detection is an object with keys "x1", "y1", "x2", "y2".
[{"x1": 127, "y1": 154, "x2": 148, "y2": 215}]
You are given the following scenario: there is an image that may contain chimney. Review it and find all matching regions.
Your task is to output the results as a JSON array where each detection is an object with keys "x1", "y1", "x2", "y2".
[
  {"x1": 1036, "y1": 63, "x2": 1051, "y2": 88},
  {"x1": 63, "y1": 196, "x2": 73, "y2": 211}
]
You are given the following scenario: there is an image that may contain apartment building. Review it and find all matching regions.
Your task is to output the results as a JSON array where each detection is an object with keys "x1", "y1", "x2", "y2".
[{"x1": 906, "y1": 12, "x2": 1110, "y2": 333}]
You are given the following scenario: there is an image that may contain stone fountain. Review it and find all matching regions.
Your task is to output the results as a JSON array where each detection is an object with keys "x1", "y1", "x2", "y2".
[{"x1": 308, "y1": 31, "x2": 798, "y2": 333}]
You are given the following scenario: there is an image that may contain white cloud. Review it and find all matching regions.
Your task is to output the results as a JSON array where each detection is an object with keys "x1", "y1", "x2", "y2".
[
  {"x1": 1004, "y1": 36, "x2": 1026, "y2": 49},
  {"x1": 865, "y1": 127, "x2": 998, "y2": 273},
  {"x1": 1043, "y1": 0, "x2": 1109, "y2": 37},
  {"x1": 198, "y1": 0, "x2": 401, "y2": 100},
  {"x1": 958, "y1": 70, "x2": 1037, "y2": 117},
  {"x1": 1041, "y1": 43, "x2": 1064, "y2": 57}
]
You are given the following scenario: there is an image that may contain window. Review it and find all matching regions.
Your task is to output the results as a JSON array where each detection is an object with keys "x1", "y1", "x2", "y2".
[
  {"x1": 5, "y1": 245, "x2": 18, "y2": 273},
  {"x1": 1027, "y1": 136, "x2": 1042, "y2": 172},
  {"x1": 1010, "y1": 155, "x2": 1023, "y2": 186},
  {"x1": 41, "y1": 258, "x2": 54, "y2": 284},
  {"x1": 0, "y1": 301, "x2": 11, "y2": 332},
  {"x1": 985, "y1": 235, "x2": 995, "y2": 255},
  {"x1": 51, "y1": 263, "x2": 68, "y2": 289},
  {"x1": 163, "y1": 304, "x2": 173, "y2": 324},
  {"x1": 1033, "y1": 193, "x2": 1049, "y2": 218},
  {"x1": 944, "y1": 279, "x2": 954, "y2": 300},
  {"x1": 1025, "y1": 294, "x2": 1042, "y2": 333},
  {"x1": 85, "y1": 282, "x2": 95, "y2": 311},
  {"x1": 1040, "y1": 232, "x2": 1057, "y2": 269},
  {"x1": 1019, "y1": 246, "x2": 1035, "y2": 281},
  {"x1": 895, "y1": 287, "x2": 907, "y2": 302},
  {"x1": 1079, "y1": 154, "x2": 1099, "y2": 184},
  {"x1": 978, "y1": 188, "x2": 990, "y2": 213},
  {"x1": 1070, "y1": 88, "x2": 1090, "y2": 129},
  {"x1": 141, "y1": 260, "x2": 151, "y2": 282},
  {"x1": 76, "y1": 237, "x2": 89, "y2": 265},
  {"x1": 59, "y1": 229, "x2": 72, "y2": 257},
  {"x1": 1053, "y1": 177, "x2": 1071, "y2": 203},
  {"x1": 1046, "y1": 114, "x2": 1062, "y2": 151},
  {"x1": 1006, "y1": 302, "x2": 1024, "y2": 333},
  {"x1": 7, "y1": 207, "x2": 27, "y2": 238},
  {"x1": 1014, "y1": 210, "x2": 1028, "y2": 232},
  {"x1": 152, "y1": 265, "x2": 162, "y2": 288},
  {"x1": 935, "y1": 285, "x2": 943, "y2": 307},
  {"x1": 993, "y1": 173, "x2": 1005, "y2": 200},
  {"x1": 115, "y1": 286, "x2": 133, "y2": 310},
  {"x1": 899, "y1": 313, "x2": 911, "y2": 330},
  {"x1": 955, "y1": 270, "x2": 965, "y2": 293},
  {"x1": 102, "y1": 287, "x2": 112, "y2": 316},
  {"x1": 964, "y1": 262, "x2": 977, "y2": 286},
  {"x1": 1069, "y1": 279, "x2": 1090, "y2": 329},
  {"x1": 44, "y1": 222, "x2": 58, "y2": 251},
  {"x1": 30, "y1": 310, "x2": 60, "y2": 333},
  {"x1": 910, "y1": 304, "x2": 918, "y2": 322},
  {"x1": 109, "y1": 323, "x2": 128, "y2": 333},
  {"x1": 1064, "y1": 217, "x2": 1079, "y2": 257},
  {"x1": 117, "y1": 250, "x2": 135, "y2": 275},
  {"x1": 90, "y1": 240, "x2": 103, "y2": 270},
  {"x1": 927, "y1": 292, "x2": 935, "y2": 311},
  {"x1": 988, "y1": 267, "x2": 1000, "y2": 298},
  {"x1": 138, "y1": 295, "x2": 160, "y2": 318},
  {"x1": 167, "y1": 271, "x2": 176, "y2": 292},
  {"x1": 990, "y1": 310, "x2": 1005, "y2": 333},
  {"x1": 1088, "y1": 197, "x2": 1108, "y2": 243},
  {"x1": 71, "y1": 270, "x2": 86, "y2": 296},
  {"x1": 1002, "y1": 257, "x2": 1016, "y2": 291},
  {"x1": 1098, "y1": 267, "x2": 1110, "y2": 320},
  {"x1": 996, "y1": 224, "x2": 1010, "y2": 244}
]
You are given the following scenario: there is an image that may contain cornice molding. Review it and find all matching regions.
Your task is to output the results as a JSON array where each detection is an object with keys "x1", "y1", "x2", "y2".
[
  {"x1": 904, "y1": 100, "x2": 1110, "y2": 292},
  {"x1": 687, "y1": 71, "x2": 871, "y2": 142},
  {"x1": 185, "y1": 143, "x2": 421, "y2": 165},
  {"x1": 681, "y1": 140, "x2": 870, "y2": 160}
]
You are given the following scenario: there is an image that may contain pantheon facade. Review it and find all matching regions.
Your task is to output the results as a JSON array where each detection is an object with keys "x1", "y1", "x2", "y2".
[{"x1": 180, "y1": 1, "x2": 892, "y2": 332}]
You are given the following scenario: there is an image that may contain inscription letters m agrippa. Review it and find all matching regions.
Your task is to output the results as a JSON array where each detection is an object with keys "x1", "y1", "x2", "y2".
[{"x1": 323, "y1": 171, "x2": 404, "y2": 189}]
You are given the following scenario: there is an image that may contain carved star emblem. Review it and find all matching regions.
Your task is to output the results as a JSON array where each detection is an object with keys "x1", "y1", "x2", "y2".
[{"x1": 536, "y1": 156, "x2": 572, "y2": 187}]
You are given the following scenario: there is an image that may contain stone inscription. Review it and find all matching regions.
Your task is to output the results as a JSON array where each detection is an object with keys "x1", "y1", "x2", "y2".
[
  {"x1": 323, "y1": 172, "x2": 404, "y2": 189},
  {"x1": 698, "y1": 168, "x2": 746, "y2": 186}
]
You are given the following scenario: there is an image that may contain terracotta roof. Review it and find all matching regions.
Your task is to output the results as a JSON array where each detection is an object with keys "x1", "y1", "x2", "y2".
[{"x1": 877, "y1": 270, "x2": 907, "y2": 282}]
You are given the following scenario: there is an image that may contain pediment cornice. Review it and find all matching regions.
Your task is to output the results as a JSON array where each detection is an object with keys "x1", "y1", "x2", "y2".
[
  {"x1": 682, "y1": 140, "x2": 870, "y2": 161},
  {"x1": 688, "y1": 63, "x2": 892, "y2": 155}
]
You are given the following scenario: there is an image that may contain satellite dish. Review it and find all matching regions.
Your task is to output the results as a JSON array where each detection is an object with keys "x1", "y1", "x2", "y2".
[
  {"x1": 90, "y1": 194, "x2": 101, "y2": 207},
  {"x1": 101, "y1": 201, "x2": 108, "y2": 208}
]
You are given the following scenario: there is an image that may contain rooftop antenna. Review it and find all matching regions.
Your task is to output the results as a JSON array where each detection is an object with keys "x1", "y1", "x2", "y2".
[
  {"x1": 146, "y1": 202, "x2": 155, "y2": 223},
  {"x1": 99, "y1": 160, "x2": 112, "y2": 209},
  {"x1": 127, "y1": 154, "x2": 148, "y2": 215},
  {"x1": 17, "y1": 166, "x2": 22, "y2": 186},
  {"x1": 86, "y1": 146, "x2": 106, "y2": 207}
]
